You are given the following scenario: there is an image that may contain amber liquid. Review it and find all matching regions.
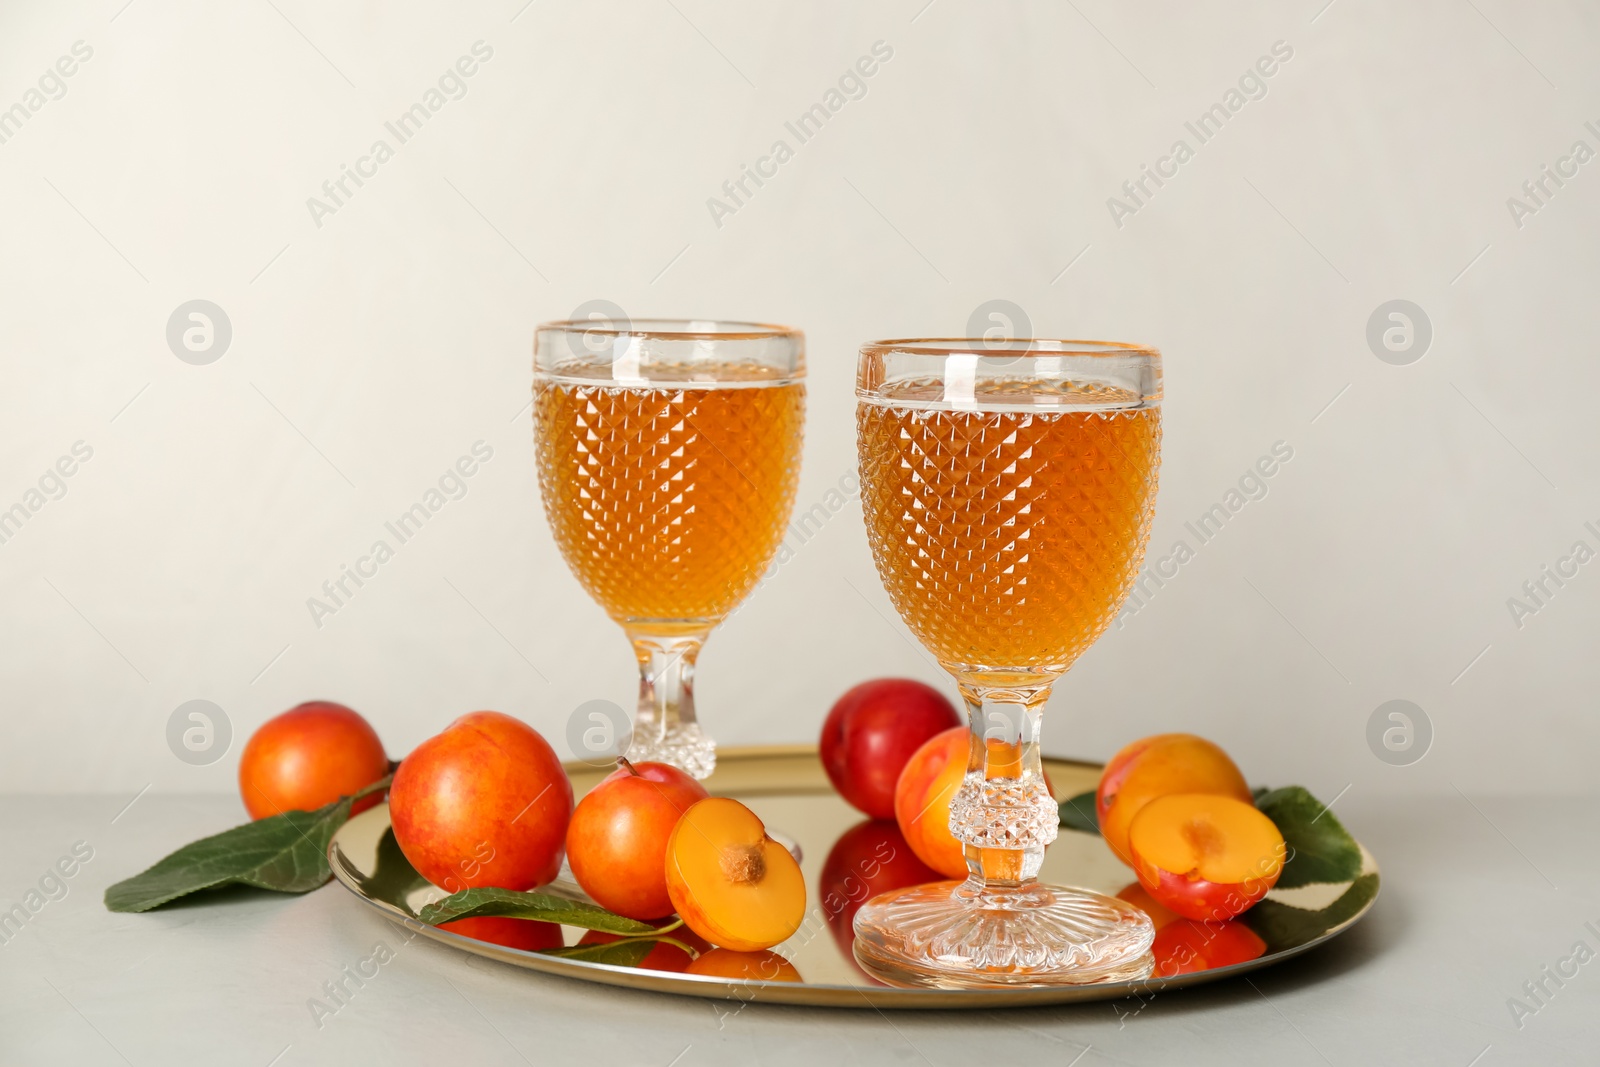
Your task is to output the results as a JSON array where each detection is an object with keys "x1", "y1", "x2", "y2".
[
  {"x1": 858, "y1": 395, "x2": 1160, "y2": 675},
  {"x1": 535, "y1": 368, "x2": 804, "y2": 631}
]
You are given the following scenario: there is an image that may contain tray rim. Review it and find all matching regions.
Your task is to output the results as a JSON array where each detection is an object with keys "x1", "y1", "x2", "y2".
[{"x1": 328, "y1": 745, "x2": 1380, "y2": 1009}]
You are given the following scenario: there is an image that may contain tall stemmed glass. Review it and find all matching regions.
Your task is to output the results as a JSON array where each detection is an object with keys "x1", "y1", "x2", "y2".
[
  {"x1": 533, "y1": 320, "x2": 805, "y2": 779},
  {"x1": 852, "y1": 338, "x2": 1162, "y2": 986}
]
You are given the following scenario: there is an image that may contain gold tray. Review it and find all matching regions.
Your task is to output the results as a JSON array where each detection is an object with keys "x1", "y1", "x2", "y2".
[{"x1": 327, "y1": 745, "x2": 1379, "y2": 1008}]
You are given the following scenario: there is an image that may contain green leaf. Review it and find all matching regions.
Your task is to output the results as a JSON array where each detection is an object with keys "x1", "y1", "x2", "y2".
[
  {"x1": 1245, "y1": 873, "x2": 1379, "y2": 952},
  {"x1": 1058, "y1": 789, "x2": 1101, "y2": 835},
  {"x1": 353, "y1": 828, "x2": 430, "y2": 916},
  {"x1": 418, "y1": 887, "x2": 654, "y2": 935},
  {"x1": 1256, "y1": 785, "x2": 1362, "y2": 889},
  {"x1": 104, "y1": 797, "x2": 352, "y2": 913},
  {"x1": 541, "y1": 939, "x2": 657, "y2": 966}
]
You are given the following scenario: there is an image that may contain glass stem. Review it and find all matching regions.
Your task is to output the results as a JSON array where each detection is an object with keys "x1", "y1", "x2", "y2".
[
  {"x1": 625, "y1": 629, "x2": 716, "y2": 778},
  {"x1": 630, "y1": 632, "x2": 704, "y2": 743},
  {"x1": 950, "y1": 682, "x2": 1058, "y2": 889}
]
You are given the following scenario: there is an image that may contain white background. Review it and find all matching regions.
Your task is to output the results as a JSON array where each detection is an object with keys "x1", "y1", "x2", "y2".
[{"x1": 1, "y1": 0, "x2": 1596, "y2": 799}]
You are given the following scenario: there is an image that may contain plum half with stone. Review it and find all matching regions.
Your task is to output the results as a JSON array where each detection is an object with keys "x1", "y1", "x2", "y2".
[{"x1": 664, "y1": 797, "x2": 805, "y2": 952}]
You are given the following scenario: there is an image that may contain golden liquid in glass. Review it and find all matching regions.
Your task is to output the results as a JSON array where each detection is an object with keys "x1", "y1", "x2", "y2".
[
  {"x1": 535, "y1": 369, "x2": 804, "y2": 630},
  {"x1": 858, "y1": 397, "x2": 1160, "y2": 674}
]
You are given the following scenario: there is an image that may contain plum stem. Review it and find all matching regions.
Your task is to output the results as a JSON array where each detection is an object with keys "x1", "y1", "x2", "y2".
[
  {"x1": 649, "y1": 935, "x2": 700, "y2": 958},
  {"x1": 351, "y1": 773, "x2": 394, "y2": 803}
]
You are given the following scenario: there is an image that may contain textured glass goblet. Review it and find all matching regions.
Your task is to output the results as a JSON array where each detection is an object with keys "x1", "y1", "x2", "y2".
[
  {"x1": 852, "y1": 338, "x2": 1162, "y2": 986},
  {"x1": 533, "y1": 319, "x2": 804, "y2": 778}
]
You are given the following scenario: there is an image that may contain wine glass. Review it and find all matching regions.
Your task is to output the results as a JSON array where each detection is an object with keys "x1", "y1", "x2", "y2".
[
  {"x1": 851, "y1": 337, "x2": 1162, "y2": 985},
  {"x1": 533, "y1": 319, "x2": 805, "y2": 779}
]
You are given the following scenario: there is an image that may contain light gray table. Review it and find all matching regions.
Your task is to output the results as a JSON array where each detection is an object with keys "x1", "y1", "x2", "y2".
[{"x1": 1, "y1": 793, "x2": 1594, "y2": 1066}]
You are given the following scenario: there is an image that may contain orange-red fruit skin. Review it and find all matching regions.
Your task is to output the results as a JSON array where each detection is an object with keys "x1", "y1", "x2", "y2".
[
  {"x1": 892, "y1": 726, "x2": 970, "y2": 879},
  {"x1": 389, "y1": 711, "x2": 574, "y2": 893},
  {"x1": 1096, "y1": 733, "x2": 1253, "y2": 867},
  {"x1": 567, "y1": 761, "x2": 708, "y2": 921},
  {"x1": 1127, "y1": 794, "x2": 1286, "y2": 921},
  {"x1": 238, "y1": 701, "x2": 389, "y2": 821},
  {"x1": 820, "y1": 679, "x2": 961, "y2": 819},
  {"x1": 1132, "y1": 860, "x2": 1277, "y2": 922},
  {"x1": 1095, "y1": 733, "x2": 1183, "y2": 827},
  {"x1": 1115, "y1": 881, "x2": 1183, "y2": 931},
  {"x1": 1151, "y1": 919, "x2": 1267, "y2": 976},
  {"x1": 893, "y1": 727, "x2": 1055, "y2": 880}
]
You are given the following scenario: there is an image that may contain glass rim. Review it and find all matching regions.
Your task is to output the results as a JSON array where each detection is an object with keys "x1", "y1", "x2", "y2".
[
  {"x1": 537, "y1": 318, "x2": 802, "y2": 342},
  {"x1": 860, "y1": 337, "x2": 1159, "y2": 359}
]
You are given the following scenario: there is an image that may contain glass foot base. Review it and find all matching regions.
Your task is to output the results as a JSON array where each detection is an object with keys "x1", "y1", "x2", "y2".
[
  {"x1": 627, "y1": 722, "x2": 716, "y2": 780},
  {"x1": 853, "y1": 880, "x2": 1154, "y2": 988}
]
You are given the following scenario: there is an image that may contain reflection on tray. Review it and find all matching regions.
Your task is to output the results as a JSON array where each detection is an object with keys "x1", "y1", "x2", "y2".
[
  {"x1": 566, "y1": 929, "x2": 707, "y2": 970},
  {"x1": 348, "y1": 822, "x2": 1377, "y2": 985},
  {"x1": 819, "y1": 820, "x2": 940, "y2": 986},
  {"x1": 329, "y1": 787, "x2": 1379, "y2": 1002}
]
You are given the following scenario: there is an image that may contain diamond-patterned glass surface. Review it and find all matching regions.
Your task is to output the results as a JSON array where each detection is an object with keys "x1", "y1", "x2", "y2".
[
  {"x1": 858, "y1": 404, "x2": 1161, "y2": 673},
  {"x1": 536, "y1": 381, "x2": 804, "y2": 625}
]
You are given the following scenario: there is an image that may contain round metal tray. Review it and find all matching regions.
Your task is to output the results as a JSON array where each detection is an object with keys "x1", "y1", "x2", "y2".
[{"x1": 328, "y1": 745, "x2": 1379, "y2": 1008}]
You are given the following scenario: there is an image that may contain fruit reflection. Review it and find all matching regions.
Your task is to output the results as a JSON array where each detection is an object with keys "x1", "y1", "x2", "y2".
[
  {"x1": 576, "y1": 929, "x2": 712, "y2": 973},
  {"x1": 1150, "y1": 919, "x2": 1267, "y2": 977},
  {"x1": 1117, "y1": 880, "x2": 1267, "y2": 976},
  {"x1": 820, "y1": 819, "x2": 940, "y2": 959},
  {"x1": 687, "y1": 948, "x2": 802, "y2": 983},
  {"x1": 438, "y1": 916, "x2": 563, "y2": 952},
  {"x1": 1115, "y1": 882, "x2": 1181, "y2": 931}
]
